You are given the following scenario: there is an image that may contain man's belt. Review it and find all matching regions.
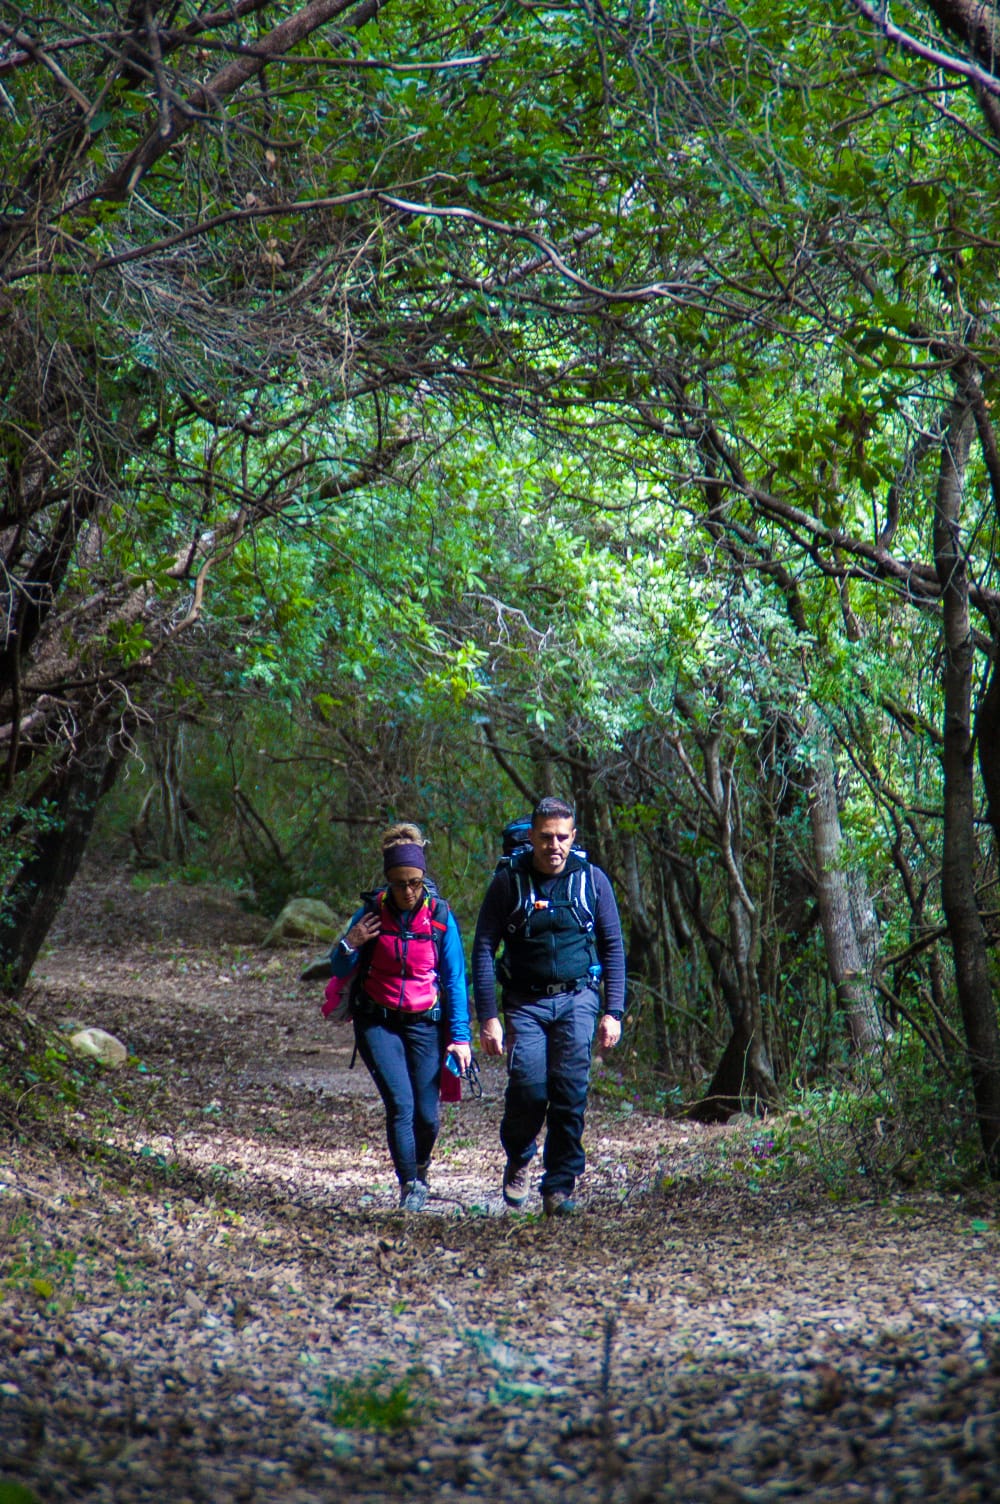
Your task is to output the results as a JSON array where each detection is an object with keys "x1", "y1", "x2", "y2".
[{"x1": 517, "y1": 976, "x2": 591, "y2": 998}]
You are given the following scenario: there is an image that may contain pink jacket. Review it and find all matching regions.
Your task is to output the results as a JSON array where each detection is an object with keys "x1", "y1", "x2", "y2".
[{"x1": 363, "y1": 892, "x2": 444, "y2": 1012}]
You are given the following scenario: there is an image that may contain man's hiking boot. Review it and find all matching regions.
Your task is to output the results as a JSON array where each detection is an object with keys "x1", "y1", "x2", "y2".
[
  {"x1": 542, "y1": 1191, "x2": 577, "y2": 1219},
  {"x1": 399, "y1": 1180, "x2": 428, "y2": 1212},
  {"x1": 502, "y1": 1160, "x2": 531, "y2": 1208}
]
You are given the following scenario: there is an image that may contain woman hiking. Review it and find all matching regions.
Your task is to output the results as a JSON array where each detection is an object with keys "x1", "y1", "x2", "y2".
[{"x1": 329, "y1": 823, "x2": 472, "y2": 1210}]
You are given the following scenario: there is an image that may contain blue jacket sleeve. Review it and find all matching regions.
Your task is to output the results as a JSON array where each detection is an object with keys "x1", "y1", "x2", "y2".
[
  {"x1": 439, "y1": 909, "x2": 471, "y2": 1043},
  {"x1": 329, "y1": 907, "x2": 366, "y2": 980}
]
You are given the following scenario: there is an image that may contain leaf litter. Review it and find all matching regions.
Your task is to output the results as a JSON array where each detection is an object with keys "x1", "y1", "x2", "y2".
[{"x1": 1, "y1": 867, "x2": 999, "y2": 1502}]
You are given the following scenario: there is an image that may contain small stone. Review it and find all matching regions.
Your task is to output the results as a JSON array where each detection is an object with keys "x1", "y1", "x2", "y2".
[{"x1": 69, "y1": 1027, "x2": 128, "y2": 1068}]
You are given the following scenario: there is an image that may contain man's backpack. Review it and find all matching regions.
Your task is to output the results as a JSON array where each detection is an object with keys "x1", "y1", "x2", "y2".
[
  {"x1": 495, "y1": 816, "x2": 596, "y2": 940},
  {"x1": 500, "y1": 817, "x2": 534, "y2": 859}
]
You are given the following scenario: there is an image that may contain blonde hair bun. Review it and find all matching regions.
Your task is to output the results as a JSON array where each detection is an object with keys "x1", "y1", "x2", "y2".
[{"x1": 381, "y1": 822, "x2": 425, "y2": 851}]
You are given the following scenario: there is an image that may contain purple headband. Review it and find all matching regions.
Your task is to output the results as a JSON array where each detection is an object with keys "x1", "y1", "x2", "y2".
[{"x1": 383, "y1": 842, "x2": 426, "y2": 875}]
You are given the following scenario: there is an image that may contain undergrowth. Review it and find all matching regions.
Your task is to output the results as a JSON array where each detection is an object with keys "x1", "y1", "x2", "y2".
[
  {"x1": 0, "y1": 994, "x2": 68, "y2": 1130},
  {"x1": 600, "y1": 1019, "x2": 999, "y2": 1201},
  {"x1": 670, "y1": 1055, "x2": 997, "y2": 1203},
  {"x1": 0, "y1": 994, "x2": 140, "y2": 1134},
  {"x1": 320, "y1": 1363, "x2": 425, "y2": 1431},
  {"x1": 0, "y1": 995, "x2": 189, "y2": 1212}
]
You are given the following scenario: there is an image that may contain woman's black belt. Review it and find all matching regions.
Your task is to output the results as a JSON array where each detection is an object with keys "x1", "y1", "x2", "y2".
[{"x1": 355, "y1": 993, "x2": 441, "y2": 1022}]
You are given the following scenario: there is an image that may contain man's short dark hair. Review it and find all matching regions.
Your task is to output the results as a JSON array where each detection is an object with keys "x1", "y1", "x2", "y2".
[{"x1": 532, "y1": 796, "x2": 575, "y2": 826}]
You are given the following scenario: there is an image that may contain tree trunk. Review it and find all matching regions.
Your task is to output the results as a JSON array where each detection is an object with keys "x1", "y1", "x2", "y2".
[
  {"x1": 934, "y1": 393, "x2": 1000, "y2": 1177},
  {"x1": 0, "y1": 728, "x2": 123, "y2": 993},
  {"x1": 807, "y1": 740, "x2": 884, "y2": 1053},
  {"x1": 701, "y1": 736, "x2": 776, "y2": 1117},
  {"x1": 651, "y1": 868, "x2": 679, "y2": 1076},
  {"x1": 667, "y1": 729, "x2": 778, "y2": 1121},
  {"x1": 700, "y1": 1023, "x2": 776, "y2": 1120}
]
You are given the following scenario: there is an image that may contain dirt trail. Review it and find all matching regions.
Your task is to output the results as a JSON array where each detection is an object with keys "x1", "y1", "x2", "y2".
[{"x1": 2, "y1": 871, "x2": 999, "y2": 1503}]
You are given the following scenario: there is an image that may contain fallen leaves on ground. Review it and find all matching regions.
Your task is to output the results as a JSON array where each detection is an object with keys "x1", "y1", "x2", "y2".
[{"x1": 1, "y1": 867, "x2": 999, "y2": 1503}]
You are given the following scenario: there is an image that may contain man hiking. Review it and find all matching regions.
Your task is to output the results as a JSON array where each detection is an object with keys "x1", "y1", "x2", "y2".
[{"x1": 472, "y1": 797, "x2": 626, "y2": 1217}]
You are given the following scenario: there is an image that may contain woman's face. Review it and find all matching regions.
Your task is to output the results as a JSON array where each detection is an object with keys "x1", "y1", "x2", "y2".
[{"x1": 386, "y1": 866, "x2": 425, "y2": 906}]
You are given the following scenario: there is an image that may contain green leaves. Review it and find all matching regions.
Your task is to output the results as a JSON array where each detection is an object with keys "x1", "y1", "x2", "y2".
[
  {"x1": 321, "y1": 1363, "x2": 423, "y2": 1431},
  {"x1": 0, "y1": 1483, "x2": 42, "y2": 1504}
]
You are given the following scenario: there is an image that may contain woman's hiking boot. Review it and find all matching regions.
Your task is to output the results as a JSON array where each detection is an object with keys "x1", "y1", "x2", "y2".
[
  {"x1": 502, "y1": 1160, "x2": 531, "y2": 1208},
  {"x1": 399, "y1": 1180, "x2": 428, "y2": 1212}
]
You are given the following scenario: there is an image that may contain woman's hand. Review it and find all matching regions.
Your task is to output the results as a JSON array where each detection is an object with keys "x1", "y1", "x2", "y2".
[
  {"x1": 345, "y1": 910, "x2": 380, "y2": 950},
  {"x1": 447, "y1": 1041, "x2": 472, "y2": 1071}
]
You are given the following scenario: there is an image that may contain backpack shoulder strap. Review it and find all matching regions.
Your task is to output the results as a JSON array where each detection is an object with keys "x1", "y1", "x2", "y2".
[
  {"x1": 504, "y1": 854, "x2": 535, "y2": 934},
  {"x1": 569, "y1": 861, "x2": 596, "y2": 933},
  {"x1": 427, "y1": 893, "x2": 450, "y2": 965}
]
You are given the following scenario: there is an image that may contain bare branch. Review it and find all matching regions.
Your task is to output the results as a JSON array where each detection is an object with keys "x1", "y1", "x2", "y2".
[
  {"x1": 477, "y1": 719, "x2": 538, "y2": 804},
  {"x1": 94, "y1": 0, "x2": 390, "y2": 200},
  {"x1": 848, "y1": 0, "x2": 1000, "y2": 97},
  {"x1": 376, "y1": 194, "x2": 700, "y2": 305},
  {"x1": 0, "y1": 21, "x2": 92, "y2": 110}
]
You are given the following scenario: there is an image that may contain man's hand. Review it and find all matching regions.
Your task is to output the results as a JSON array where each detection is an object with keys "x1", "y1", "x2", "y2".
[
  {"x1": 597, "y1": 1014, "x2": 622, "y2": 1051},
  {"x1": 480, "y1": 1017, "x2": 504, "y2": 1056}
]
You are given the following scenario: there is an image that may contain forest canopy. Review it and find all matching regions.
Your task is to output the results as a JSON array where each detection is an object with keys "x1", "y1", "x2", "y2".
[{"x1": 1, "y1": 1, "x2": 998, "y2": 1174}]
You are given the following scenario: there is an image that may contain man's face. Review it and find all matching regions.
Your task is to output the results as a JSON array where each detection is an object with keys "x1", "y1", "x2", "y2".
[{"x1": 529, "y1": 816, "x2": 576, "y2": 876}]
